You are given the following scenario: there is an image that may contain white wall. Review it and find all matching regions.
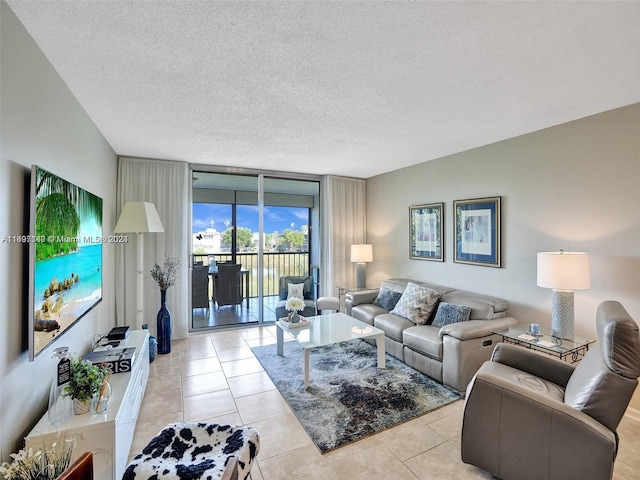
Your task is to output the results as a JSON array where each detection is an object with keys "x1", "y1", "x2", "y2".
[
  {"x1": 366, "y1": 103, "x2": 640, "y2": 407},
  {"x1": 0, "y1": 1, "x2": 117, "y2": 460}
]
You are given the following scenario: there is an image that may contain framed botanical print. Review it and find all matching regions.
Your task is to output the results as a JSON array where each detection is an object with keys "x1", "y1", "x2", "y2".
[
  {"x1": 454, "y1": 196, "x2": 501, "y2": 267},
  {"x1": 410, "y1": 203, "x2": 443, "y2": 261}
]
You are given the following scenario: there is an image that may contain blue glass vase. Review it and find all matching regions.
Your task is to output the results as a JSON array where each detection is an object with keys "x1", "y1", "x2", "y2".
[
  {"x1": 157, "y1": 290, "x2": 172, "y2": 354},
  {"x1": 141, "y1": 324, "x2": 158, "y2": 363}
]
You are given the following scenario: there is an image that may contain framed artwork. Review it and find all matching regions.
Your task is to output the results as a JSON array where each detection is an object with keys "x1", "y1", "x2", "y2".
[
  {"x1": 454, "y1": 196, "x2": 501, "y2": 267},
  {"x1": 410, "y1": 203, "x2": 443, "y2": 261}
]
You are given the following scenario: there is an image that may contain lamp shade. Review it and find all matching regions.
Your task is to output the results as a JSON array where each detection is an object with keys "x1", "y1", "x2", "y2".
[
  {"x1": 351, "y1": 244, "x2": 373, "y2": 263},
  {"x1": 537, "y1": 251, "x2": 591, "y2": 290},
  {"x1": 114, "y1": 202, "x2": 165, "y2": 233}
]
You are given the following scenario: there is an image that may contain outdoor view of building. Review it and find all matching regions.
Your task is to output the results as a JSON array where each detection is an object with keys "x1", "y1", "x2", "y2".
[{"x1": 192, "y1": 204, "x2": 310, "y2": 254}]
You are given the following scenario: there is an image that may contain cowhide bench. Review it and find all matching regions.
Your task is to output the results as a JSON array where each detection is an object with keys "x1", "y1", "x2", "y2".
[{"x1": 123, "y1": 422, "x2": 260, "y2": 480}]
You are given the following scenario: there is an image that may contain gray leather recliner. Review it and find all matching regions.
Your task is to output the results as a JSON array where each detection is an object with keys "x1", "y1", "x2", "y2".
[{"x1": 461, "y1": 300, "x2": 640, "y2": 480}]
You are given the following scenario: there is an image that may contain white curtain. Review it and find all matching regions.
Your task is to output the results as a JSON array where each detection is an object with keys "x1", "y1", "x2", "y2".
[
  {"x1": 320, "y1": 176, "x2": 367, "y2": 299},
  {"x1": 115, "y1": 157, "x2": 190, "y2": 339}
]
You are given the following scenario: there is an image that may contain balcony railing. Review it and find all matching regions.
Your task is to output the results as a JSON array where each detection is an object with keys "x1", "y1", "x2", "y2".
[{"x1": 193, "y1": 252, "x2": 310, "y2": 298}]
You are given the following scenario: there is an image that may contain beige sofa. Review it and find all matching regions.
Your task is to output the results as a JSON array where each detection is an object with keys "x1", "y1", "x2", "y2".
[{"x1": 345, "y1": 277, "x2": 518, "y2": 393}]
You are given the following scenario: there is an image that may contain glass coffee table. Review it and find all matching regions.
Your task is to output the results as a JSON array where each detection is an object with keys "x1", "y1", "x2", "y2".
[
  {"x1": 276, "y1": 312, "x2": 386, "y2": 389},
  {"x1": 494, "y1": 325, "x2": 595, "y2": 363}
]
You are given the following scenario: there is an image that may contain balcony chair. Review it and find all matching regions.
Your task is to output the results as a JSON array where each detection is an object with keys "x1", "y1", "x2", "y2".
[
  {"x1": 123, "y1": 422, "x2": 260, "y2": 480},
  {"x1": 275, "y1": 275, "x2": 317, "y2": 320},
  {"x1": 461, "y1": 300, "x2": 640, "y2": 480},
  {"x1": 191, "y1": 264, "x2": 210, "y2": 313},
  {"x1": 213, "y1": 263, "x2": 243, "y2": 309}
]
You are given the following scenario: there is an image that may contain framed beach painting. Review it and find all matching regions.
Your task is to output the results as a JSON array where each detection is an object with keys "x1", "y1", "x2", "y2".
[
  {"x1": 410, "y1": 203, "x2": 443, "y2": 261},
  {"x1": 454, "y1": 196, "x2": 501, "y2": 267}
]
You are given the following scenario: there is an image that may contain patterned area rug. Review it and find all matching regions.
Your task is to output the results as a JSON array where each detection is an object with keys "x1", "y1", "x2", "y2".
[{"x1": 251, "y1": 339, "x2": 460, "y2": 453}]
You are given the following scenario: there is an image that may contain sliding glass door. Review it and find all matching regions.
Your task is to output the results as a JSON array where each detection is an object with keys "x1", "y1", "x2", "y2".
[{"x1": 190, "y1": 171, "x2": 320, "y2": 331}]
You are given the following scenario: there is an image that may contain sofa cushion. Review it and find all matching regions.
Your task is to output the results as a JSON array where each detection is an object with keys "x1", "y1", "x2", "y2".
[
  {"x1": 391, "y1": 282, "x2": 441, "y2": 325},
  {"x1": 374, "y1": 313, "x2": 414, "y2": 342},
  {"x1": 440, "y1": 291, "x2": 508, "y2": 319},
  {"x1": 403, "y1": 325, "x2": 443, "y2": 360},
  {"x1": 373, "y1": 288, "x2": 403, "y2": 311},
  {"x1": 350, "y1": 304, "x2": 386, "y2": 326},
  {"x1": 432, "y1": 303, "x2": 472, "y2": 328},
  {"x1": 380, "y1": 278, "x2": 455, "y2": 296}
]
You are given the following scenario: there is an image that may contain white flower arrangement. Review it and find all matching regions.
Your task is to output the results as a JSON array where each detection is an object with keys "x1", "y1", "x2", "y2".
[
  {"x1": 285, "y1": 296, "x2": 305, "y2": 312},
  {"x1": 0, "y1": 434, "x2": 74, "y2": 480}
]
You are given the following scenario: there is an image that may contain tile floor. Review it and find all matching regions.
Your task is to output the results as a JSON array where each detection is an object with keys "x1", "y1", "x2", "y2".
[
  {"x1": 129, "y1": 326, "x2": 640, "y2": 480},
  {"x1": 191, "y1": 296, "x2": 280, "y2": 329}
]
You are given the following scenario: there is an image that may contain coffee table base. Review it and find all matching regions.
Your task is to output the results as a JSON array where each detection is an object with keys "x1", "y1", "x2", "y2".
[{"x1": 276, "y1": 315, "x2": 386, "y2": 389}]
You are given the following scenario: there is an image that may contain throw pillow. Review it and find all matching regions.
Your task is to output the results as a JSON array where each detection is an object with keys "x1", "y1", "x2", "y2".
[
  {"x1": 279, "y1": 277, "x2": 313, "y2": 300},
  {"x1": 432, "y1": 303, "x2": 472, "y2": 328},
  {"x1": 287, "y1": 283, "x2": 305, "y2": 300},
  {"x1": 373, "y1": 288, "x2": 403, "y2": 311},
  {"x1": 391, "y1": 282, "x2": 441, "y2": 325}
]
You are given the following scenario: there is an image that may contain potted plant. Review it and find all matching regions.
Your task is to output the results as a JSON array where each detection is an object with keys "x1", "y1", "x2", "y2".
[
  {"x1": 0, "y1": 433, "x2": 74, "y2": 480},
  {"x1": 64, "y1": 357, "x2": 108, "y2": 415}
]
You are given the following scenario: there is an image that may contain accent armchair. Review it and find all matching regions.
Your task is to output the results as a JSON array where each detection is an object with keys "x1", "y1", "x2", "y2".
[
  {"x1": 274, "y1": 275, "x2": 317, "y2": 320},
  {"x1": 461, "y1": 300, "x2": 640, "y2": 480}
]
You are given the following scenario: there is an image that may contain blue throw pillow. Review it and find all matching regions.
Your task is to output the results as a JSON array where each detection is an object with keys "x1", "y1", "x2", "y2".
[
  {"x1": 432, "y1": 302, "x2": 472, "y2": 327},
  {"x1": 373, "y1": 288, "x2": 403, "y2": 311}
]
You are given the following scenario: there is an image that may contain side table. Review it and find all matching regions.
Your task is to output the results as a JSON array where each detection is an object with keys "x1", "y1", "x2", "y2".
[{"x1": 493, "y1": 325, "x2": 595, "y2": 363}]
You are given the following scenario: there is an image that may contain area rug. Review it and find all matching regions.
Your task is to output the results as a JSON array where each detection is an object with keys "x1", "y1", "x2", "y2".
[{"x1": 251, "y1": 339, "x2": 460, "y2": 453}]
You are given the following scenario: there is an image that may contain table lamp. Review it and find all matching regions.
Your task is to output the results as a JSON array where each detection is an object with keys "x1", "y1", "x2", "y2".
[
  {"x1": 114, "y1": 202, "x2": 164, "y2": 325},
  {"x1": 351, "y1": 244, "x2": 373, "y2": 289},
  {"x1": 537, "y1": 250, "x2": 590, "y2": 339}
]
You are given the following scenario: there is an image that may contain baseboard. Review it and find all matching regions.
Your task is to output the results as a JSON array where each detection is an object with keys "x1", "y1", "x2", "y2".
[{"x1": 624, "y1": 407, "x2": 640, "y2": 423}]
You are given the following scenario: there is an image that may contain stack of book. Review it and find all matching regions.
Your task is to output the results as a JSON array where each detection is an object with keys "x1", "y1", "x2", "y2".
[{"x1": 83, "y1": 347, "x2": 136, "y2": 374}]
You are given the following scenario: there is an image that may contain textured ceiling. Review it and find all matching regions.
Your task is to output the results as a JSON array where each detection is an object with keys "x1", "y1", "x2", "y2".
[{"x1": 6, "y1": 1, "x2": 640, "y2": 179}]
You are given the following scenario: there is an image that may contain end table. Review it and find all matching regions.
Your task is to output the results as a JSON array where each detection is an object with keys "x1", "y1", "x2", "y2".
[{"x1": 493, "y1": 325, "x2": 594, "y2": 363}]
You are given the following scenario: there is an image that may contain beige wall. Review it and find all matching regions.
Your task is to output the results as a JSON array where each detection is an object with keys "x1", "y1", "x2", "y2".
[
  {"x1": 1, "y1": 2, "x2": 117, "y2": 459},
  {"x1": 366, "y1": 104, "x2": 640, "y2": 409}
]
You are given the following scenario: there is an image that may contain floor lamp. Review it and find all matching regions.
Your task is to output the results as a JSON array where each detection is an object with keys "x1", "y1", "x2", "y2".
[
  {"x1": 537, "y1": 250, "x2": 590, "y2": 340},
  {"x1": 351, "y1": 244, "x2": 373, "y2": 289},
  {"x1": 114, "y1": 202, "x2": 164, "y2": 326}
]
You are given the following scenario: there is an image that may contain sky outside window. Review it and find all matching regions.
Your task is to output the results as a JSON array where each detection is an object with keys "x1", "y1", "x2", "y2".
[{"x1": 193, "y1": 203, "x2": 308, "y2": 235}]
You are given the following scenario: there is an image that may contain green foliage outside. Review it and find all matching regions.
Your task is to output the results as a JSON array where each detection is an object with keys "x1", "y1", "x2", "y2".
[
  {"x1": 279, "y1": 229, "x2": 305, "y2": 251},
  {"x1": 221, "y1": 227, "x2": 253, "y2": 250}
]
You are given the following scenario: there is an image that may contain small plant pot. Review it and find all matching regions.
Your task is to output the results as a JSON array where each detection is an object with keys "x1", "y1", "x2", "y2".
[{"x1": 73, "y1": 398, "x2": 91, "y2": 415}]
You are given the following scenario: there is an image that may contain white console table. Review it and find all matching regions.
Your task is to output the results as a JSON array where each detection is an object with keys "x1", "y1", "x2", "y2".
[{"x1": 26, "y1": 330, "x2": 150, "y2": 480}]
